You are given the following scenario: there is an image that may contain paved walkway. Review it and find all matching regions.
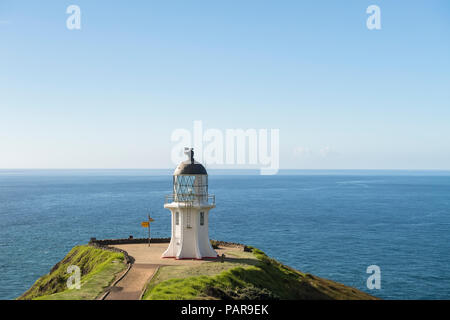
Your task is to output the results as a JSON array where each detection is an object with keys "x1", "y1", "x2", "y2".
[
  {"x1": 104, "y1": 243, "x2": 233, "y2": 300},
  {"x1": 105, "y1": 263, "x2": 158, "y2": 300}
]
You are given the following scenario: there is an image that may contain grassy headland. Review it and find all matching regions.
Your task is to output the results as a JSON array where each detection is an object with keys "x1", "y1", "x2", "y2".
[
  {"x1": 142, "y1": 246, "x2": 377, "y2": 300},
  {"x1": 18, "y1": 245, "x2": 126, "y2": 300},
  {"x1": 19, "y1": 242, "x2": 377, "y2": 300}
]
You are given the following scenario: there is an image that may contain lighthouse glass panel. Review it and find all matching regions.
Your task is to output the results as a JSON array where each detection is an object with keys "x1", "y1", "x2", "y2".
[{"x1": 173, "y1": 175, "x2": 208, "y2": 202}]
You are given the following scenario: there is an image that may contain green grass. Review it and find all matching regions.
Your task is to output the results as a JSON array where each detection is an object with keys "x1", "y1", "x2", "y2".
[
  {"x1": 142, "y1": 246, "x2": 378, "y2": 300},
  {"x1": 153, "y1": 250, "x2": 258, "y2": 284},
  {"x1": 142, "y1": 248, "x2": 258, "y2": 300},
  {"x1": 18, "y1": 245, "x2": 126, "y2": 300}
]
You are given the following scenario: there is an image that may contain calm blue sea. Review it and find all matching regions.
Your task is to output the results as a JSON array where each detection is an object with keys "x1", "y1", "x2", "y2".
[{"x1": 1, "y1": 170, "x2": 450, "y2": 300}]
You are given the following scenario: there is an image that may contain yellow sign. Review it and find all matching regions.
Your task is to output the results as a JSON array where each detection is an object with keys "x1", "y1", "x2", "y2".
[{"x1": 141, "y1": 222, "x2": 149, "y2": 228}]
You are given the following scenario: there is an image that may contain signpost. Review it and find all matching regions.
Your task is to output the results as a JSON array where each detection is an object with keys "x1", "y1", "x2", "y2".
[{"x1": 141, "y1": 214, "x2": 155, "y2": 247}]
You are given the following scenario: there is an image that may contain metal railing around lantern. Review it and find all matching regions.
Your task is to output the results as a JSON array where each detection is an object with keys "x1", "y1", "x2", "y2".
[{"x1": 164, "y1": 193, "x2": 215, "y2": 206}]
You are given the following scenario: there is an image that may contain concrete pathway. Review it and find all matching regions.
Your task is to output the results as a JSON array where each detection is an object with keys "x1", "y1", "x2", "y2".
[
  {"x1": 103, "y1": 243, "x2": 236, "y2": 300},
  {"x1": 105, "y1": 263, "x2": 158, "y2": 300}
]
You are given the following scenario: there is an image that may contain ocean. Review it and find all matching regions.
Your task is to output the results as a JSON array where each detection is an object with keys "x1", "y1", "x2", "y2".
[{"x1": 1, "y1": 170, "x2": 449, "y2": 300}]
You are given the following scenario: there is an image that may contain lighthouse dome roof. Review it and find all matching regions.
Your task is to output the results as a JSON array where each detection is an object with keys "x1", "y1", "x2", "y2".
[
  {"x1": 174, "y1": 159, "x2": 207, "y2": 175},
  {"x1": 174, "y1": 148, "x2": 207, "y2": 175}
]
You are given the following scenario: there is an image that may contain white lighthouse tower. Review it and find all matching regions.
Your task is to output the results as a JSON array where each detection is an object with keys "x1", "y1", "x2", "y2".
[{"x1": 162, "y1": 148, "x2": 218, "y2": 260}]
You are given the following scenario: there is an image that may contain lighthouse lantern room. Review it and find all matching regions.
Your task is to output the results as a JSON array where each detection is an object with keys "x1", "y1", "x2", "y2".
[{"x1": 162, "y1": 148, "x2": 218, "y2": 259}]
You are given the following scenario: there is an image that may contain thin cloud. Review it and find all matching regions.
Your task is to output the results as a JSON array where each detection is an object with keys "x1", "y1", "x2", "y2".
[{"x1": 319, "y1": 146, "x2": 339, "y2": 158}]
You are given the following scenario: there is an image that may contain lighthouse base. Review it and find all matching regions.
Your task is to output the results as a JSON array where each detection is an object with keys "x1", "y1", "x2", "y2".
[
  {"x1": 162, "y1": 235, "x2": 218, "y2": 260},
  {"x1": 162, "y1": 255, "x2": 219, "y2": 260},
  {"x1": 162, "y1": 204, "x2": 217, "y2": 260}
]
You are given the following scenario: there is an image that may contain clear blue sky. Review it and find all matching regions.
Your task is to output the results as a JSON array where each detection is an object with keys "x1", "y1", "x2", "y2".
[{"x1": 1, "y1": 1, "x2": 449, "y2": 169}]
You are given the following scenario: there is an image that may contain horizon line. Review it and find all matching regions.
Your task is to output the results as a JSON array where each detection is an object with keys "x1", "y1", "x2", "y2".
[{"x1": 1, "y1": 168, "x2": 450, "y2": 172}]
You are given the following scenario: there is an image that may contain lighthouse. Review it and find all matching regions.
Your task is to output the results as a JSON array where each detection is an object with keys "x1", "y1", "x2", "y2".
[{"x1": 162, "y1": 148, "x2": 218, "y2": 259}]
